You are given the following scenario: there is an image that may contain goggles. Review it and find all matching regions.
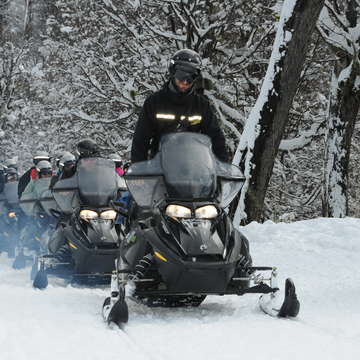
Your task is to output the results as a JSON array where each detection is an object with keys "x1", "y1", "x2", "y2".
[{"x1": 174, "y1": 70, "x2": 197, "y2": 84}]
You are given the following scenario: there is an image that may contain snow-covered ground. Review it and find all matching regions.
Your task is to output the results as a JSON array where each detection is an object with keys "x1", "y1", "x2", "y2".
[{"x1": 1, "y1": 217, "x2": 360, "y2": 360}]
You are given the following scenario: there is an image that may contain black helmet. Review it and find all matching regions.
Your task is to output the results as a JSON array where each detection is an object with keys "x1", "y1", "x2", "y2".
[
  {"x1": 169, "y1": 49, "x2": 202, "y2": 83},
  {"x1": 36, "y1": 160, "x2": 53, "y2": 178},
  {"x1": 77, "y1": 139, "x2": 100, "y2": 158}
]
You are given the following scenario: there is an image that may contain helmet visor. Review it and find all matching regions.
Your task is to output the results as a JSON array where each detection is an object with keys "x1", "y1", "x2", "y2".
[{"x1": 64, "y1": 160, "x2": 76, "y2": 168}]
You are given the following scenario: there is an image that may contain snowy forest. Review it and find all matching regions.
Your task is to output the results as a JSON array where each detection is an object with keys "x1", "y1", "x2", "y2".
[{"x1": 1, "y1": 0, "x2": 359, "y2": 224}]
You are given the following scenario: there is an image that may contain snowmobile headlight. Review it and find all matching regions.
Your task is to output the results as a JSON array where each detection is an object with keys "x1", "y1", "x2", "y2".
[
  {"x1": 100, "y1": 210, "x2": 117, "y2": 220},
  {"x1": 195, "y1": 205, "x2": 218, "y2": 219},
  {"x1": 165, "y1": 204, "x2": 192, "y2": 218},
  {"x1": 80, "y1": 209, "x2": 99, "y2": 221},
  {"x1": 8, "y1": 211, "x2": 16, "y2": 218}
]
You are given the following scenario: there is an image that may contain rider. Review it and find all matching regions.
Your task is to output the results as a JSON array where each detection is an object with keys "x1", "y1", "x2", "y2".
[
  {"x1": 20, "y1": 160, "x2": 53, "y2": 198},
  {"x1": 0, "y1": 158, "x2": 18, "y2": 192},
  {"x1": 131, "y1": 49, "x2": 229, "y2": 163},
  {"x1": 76, "y1": 138, "x2": 101, "y2": 159},
  {"x1": 109, "y1": 152, "x2": 125, "y2": 176},
  {"x1": 50, "y1": 152, "x2": 76, "y2": 189},
  {"x1": 18, "y1": 160, "x2": 53, "y2": 252},
  {"x1": 18, "y1": 151, "x2": 51, "y2": 197},
  {"x1": 5, "y1": 167, "x2": 19, "y2": 183},
  {"x1": 4, "y1": 158, "x2": 18, "y2": 171}
]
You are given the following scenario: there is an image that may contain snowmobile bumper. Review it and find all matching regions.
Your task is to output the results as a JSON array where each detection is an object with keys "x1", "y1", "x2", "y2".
[{"x1": 64, "y1": 228, "x2": 118, "y2": 275}]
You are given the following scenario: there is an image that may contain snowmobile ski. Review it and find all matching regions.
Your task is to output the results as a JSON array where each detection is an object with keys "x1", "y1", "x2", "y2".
[{"x1": 259, "y1": 277, "x2": 300, "y2": 318}]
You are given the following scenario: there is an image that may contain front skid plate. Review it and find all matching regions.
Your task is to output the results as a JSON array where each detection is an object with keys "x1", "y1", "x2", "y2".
[
  {"x1": 133, "y1": 282, "x2": 278, "y2": 297},
  {"x1": 40, "y1": 260, "x2": 112, "y2": 285}
]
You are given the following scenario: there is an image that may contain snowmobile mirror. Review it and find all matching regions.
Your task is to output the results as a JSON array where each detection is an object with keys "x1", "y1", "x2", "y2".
[{"x1": 110, "y1": 200, "x2": 129, "y2": 217}]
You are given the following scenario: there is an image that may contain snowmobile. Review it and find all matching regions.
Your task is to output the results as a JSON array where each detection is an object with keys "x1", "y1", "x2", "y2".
[
  {"x1": 32, "y1": 157, "x2": 127, "y2": 289},
  {"x1": 102, "y1": 133, "x2": 300, "y2": 325},
  {"x1": 17, "y1": 177, "x2": 55, "y2": 269},
  {"x1": 0, "y1": 181, "x2": 24, "y2": 258}
]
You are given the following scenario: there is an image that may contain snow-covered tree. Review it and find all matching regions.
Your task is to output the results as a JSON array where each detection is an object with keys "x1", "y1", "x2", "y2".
[
  {"x1": 231, "y1": 0, "x2": 325, "y2": 224},
  {"x1": 49, "y1": 0, "x2": 278, "y2": 153},
  {"x1": 318, "y1": 0, "x2": 360, "y2": 217},
  {"x1": 264, "y1": 33, "x2": 331, "y2": 221}
]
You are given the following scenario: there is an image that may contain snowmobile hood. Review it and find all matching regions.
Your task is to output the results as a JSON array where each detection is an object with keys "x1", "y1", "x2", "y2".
[{"x1": 178, "y1": 219, "x2": 224, "y2": 256}]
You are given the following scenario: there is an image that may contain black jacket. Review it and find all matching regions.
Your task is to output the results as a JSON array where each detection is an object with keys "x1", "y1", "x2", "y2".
[
  {"x1": 131, "y1": 84, "x2": 229, "y2": 163},
  {"x1": 18, "y1": 167, "x2": 33, "y2": 198}
]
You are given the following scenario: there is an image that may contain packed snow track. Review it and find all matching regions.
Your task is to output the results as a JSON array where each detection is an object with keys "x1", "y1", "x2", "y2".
[{"x1": 1, "y1": 218, "x2": 359, "y2": 360}]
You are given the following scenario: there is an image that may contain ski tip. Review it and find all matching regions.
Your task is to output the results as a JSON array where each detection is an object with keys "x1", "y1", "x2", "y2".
[
  {"x1": 32, "y1": 270, "x2": 49, "y2": 290},
  {"x1": 278, "y1": 278, "x2": 300, "y2": 318}
]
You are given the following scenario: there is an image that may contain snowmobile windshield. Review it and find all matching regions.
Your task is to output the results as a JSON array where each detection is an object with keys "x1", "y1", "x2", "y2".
[
  {"x1": 33, "y1": 178, "x2": 52, "y2": 198},
  {"x1": 125, "y1": 133, "x2": 217, "y2": 206},
  {"x1": 126, "y1": 133, "x2": 244, "y2": 208},
  {"x1": 77, "y1": 158, "x2": 118, "y2": 207},
  {"x1": 159, "y1": 133, "x2": 217, "y2": 200},
  {"x1": 40, "y1": 189, "x2": 60, "y2": 216},
  {"x1": 52, "y1": 175, "x2": 79, "y2": 214},
  {"x1": 19, "y1": 178, "x2": 52, "y2": 216},
  {"x1": 3, "y1": 182, "x2": 19, "y2": 206}
]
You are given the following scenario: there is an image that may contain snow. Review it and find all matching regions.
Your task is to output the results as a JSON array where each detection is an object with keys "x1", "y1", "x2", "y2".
[
  {"x1": 1, "y1": 217, "x2": 360, "y2": 360},
  {"x1": 60, "y1": 26, "x2": 73, "y2": 33}
]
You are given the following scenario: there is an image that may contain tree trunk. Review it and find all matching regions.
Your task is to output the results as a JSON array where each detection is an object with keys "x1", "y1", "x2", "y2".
[
  {"x1": 322, "y1": 60, "x2": 360, "y2": 217},
  {"x1": 231, "y1": 0, "x2": 325, "y2": 224}
]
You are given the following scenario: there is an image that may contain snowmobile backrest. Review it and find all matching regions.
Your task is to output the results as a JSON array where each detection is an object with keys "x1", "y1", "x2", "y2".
[{"x1": 52, "y1": 175, "x2": 79, "y2": 214}]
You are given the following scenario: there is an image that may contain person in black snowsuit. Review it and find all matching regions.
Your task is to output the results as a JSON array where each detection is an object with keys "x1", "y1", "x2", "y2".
[
  {"x1": 49, "y1": 152, "x2": 76, "y2": 189},
  {"x1": 131, "y1": 49, "x2": 229, "y2": 163}
]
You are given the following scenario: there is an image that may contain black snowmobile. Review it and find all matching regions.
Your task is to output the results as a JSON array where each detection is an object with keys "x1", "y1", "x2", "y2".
[
  {"x1": 32, "y1": 157, "x2": 127, "y2": 289},
  {"x1": 102, "y1": 133, "x2": 300, "y2": 325},
  {"x1": 0, "y1": 181, "x2": 24, "y2": 258}
]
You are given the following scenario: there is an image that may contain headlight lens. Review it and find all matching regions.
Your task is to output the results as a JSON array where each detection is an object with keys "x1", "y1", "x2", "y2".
[
  {"x1": 100, "y1": 210, "x2": 117, "y2": 220},
  {"x1": 165, "y1": 204, "x2": 192, "y2": 218},
  {"x1": 8, "y1": 211, "x2": 16, "y2": 218},
  {"x1": 195, "y1": 205, "x2": 218, "y2": 219},
  {"x1": 79, "y1": 209, "x2": 99, "y2": 220}
]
